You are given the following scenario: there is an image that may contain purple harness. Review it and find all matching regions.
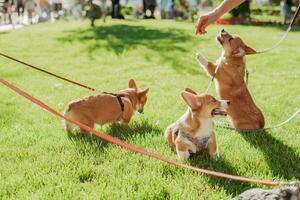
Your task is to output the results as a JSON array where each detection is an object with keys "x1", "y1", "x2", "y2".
[{"x1": 179, "y1": 131, "x2": 210, "y2": 151}]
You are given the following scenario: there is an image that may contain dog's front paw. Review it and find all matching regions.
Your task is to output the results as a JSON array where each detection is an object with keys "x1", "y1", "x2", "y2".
[
  {"x1": 210, "y1": 152, "x2": 219, "y2": 161},
  {"x1": 189, "y1": 144, "x2": 197, "y2": 154},
  {"x1": 177, "y1": 150, "x2": 190, "y2": 160},
  {"x1": 196, "y1": 52, "x2": 208, "y2": 67}
]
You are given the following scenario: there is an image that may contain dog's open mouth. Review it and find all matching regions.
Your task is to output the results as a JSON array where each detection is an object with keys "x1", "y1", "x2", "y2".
[
  {"x1": 211, "y1": 108, "x2": 227, "y2": 117},
  {"x1": 217, "y1": 36, "x2": 223, "y2": 44}
]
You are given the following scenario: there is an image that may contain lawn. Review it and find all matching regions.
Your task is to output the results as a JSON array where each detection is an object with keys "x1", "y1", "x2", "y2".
[{"x1": 0, "y1": 19, "x2": 299, "y2": 199}]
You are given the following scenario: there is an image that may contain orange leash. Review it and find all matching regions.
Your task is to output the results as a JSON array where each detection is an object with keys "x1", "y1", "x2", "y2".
[
  {"x1": 0, "y1": 52, "x2": 97, "y2": 92},
  {"x1": 1, "y1": 77, "x2": 294, "y2": 187}
]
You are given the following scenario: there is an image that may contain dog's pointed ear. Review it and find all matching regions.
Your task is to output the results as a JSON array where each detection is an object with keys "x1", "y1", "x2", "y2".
[
  {"x1": 245, "y1": 45, "x2": 256, "y2": 55},
  {"x1": 181, "y1": 91, "x2": 201, "y2": 110},
  {"x1": 139, "y1": 88, "x2": 149, "y2": 96},
  {"x1": 185, "y1": 88, "x2": 197, "y2": 95},
  {"x1": 129, "y1": 79, "x2": 137, "y2": 89}
]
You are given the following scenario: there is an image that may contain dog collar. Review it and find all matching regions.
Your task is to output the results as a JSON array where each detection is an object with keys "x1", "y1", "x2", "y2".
[
  {"x1": 103, "y1": 92, "x2": 125, "y2": 112},
  {"x1": 179, "y1": 130, "x2": 210, "y2": 152}
]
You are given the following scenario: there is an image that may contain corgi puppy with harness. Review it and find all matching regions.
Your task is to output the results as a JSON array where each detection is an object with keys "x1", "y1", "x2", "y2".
[
  {"x1": 64, "y1": 79, "x2": 149, "y2": 135},
  {"x1": 164, "y1": 88, "x2": 230, "y2": 160}
]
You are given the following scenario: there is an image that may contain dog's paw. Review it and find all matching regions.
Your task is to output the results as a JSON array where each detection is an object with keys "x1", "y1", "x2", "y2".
[
  {"x1": 196, "y1": 52, "x2": 208, "y2": 67},
  {"x1": 189, "y1": 145, "x2": 197, "y2": 154},
  {"x1": 210, "y1": 152, "x2": 219, "y2": 161},
  {"x1": 177, "y1": 150, "x2": 190, "y2": 160}
]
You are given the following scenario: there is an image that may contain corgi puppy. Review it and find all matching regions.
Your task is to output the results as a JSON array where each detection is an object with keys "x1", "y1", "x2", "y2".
[
  {"x1": 64, "y1": 79, "x2": 149, "y2": 135},
  {"x1": 164, "y1": 88, "x2": 230, "y2": 160},
  {"x1": 197, "y1": 29, "x2": 265, "y2": 130}
]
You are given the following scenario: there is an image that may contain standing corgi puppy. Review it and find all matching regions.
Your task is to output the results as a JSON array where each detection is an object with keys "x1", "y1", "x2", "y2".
[
  {"x1": 164, "y1": 88, "x2": 230, "y2": 160},
  {"x1": 197, "y1": 29, "x2": 265, "y2": 130},
  {"x1": 64, "y1": 79, "x2": 149, "y2": 135}
]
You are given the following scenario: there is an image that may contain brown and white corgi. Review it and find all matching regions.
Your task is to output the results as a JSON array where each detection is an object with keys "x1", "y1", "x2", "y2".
[
  {"x1": 164, "y1": 88, "x2": 230, "y2": 160},
  {"x1": 197, "y1": 29, "x2": 265, "y2": 130},
  {"x1": 64, "y1": 79, "x2": 149, "y2": 135}
]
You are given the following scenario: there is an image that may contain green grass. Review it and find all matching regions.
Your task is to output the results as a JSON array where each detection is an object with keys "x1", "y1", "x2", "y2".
[{"x1": 0, "y1": 19, "x2": 299, "y2": 199}]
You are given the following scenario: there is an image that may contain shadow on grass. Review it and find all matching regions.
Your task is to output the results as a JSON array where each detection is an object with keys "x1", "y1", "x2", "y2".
[
  {"x1": 104, "y1": 119, "x2": 162, "y2": 140},
  {"x1": 241, "y1": 130, "x2": 300, "y2": 180},
  {"x1": 184, "y1": 128, "x2": 300, "y2": 196},
  {"x1": 57, "y1": 24, "x2": 203, "y2": 75},
  {"x1": 67, "y1": 119, "x2": 162, "y2": 154},
  {"x1": 188, "y1": 152, "x2": 252, "y2": 196}
]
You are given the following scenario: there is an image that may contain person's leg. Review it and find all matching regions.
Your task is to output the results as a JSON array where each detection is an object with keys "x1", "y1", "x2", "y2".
[
  {"x1": 28, "y1": 9, "x2": 33, "y2": 24},
  {"x1": 132, "y1": 2, "x2": 139, "y2": 19},
  {"x1": 161, "y1": 10, "x2": 166, "y2": 19},
  {"x1": 149, "y1": 5, "x2": 155, "y2": 18},
  {"x1": 111, "y1": 0, "x2": 119, "y2": 18},
  {"x1": 8, "y1": 5, "x2": 13, "y2": 25}
]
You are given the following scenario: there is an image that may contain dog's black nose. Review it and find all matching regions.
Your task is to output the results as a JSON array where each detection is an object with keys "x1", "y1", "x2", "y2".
[
  {"x1": 221, "y1": 29, "x2": 225, "y2": 33},
  {"x1": 227, "y1": 101, "x2": 230, "y2": 105}
]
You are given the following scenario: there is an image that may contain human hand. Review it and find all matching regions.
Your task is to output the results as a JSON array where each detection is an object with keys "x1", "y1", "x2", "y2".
[{"x1": 195, "y1": 12, "x2": 219, "y2": 35}]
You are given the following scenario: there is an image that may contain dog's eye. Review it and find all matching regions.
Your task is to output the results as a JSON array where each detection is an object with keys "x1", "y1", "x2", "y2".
[{"x1": 211, "y1": 98, "x2": 217, "y2": 102}]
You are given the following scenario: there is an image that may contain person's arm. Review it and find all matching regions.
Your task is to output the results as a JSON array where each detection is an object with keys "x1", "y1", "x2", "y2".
[{"x1": 195, "y1": 0, "x2": 245, "y2": 35}]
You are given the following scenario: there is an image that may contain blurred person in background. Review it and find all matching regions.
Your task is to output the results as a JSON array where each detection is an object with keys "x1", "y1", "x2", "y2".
[
  {"x1": 130, "y1": 0, "x2": 143, "y2": 19},
  {"x1": 143, "y1": 0, "x2": 156, "y2": 18},
  {"x1": 160, "y1": 0, "x2": 172, "y2": 18},
  {"x1": 15, "y1": 0, "x2": 25, "y2": 24},
  {"x1": 25, "y1": 0, "x2": 36, "y2": 24},
  {"x1": 280, "y1": 0, "x2": 293, "y2": 24},
  {"x1": 3, "y1": 0, "x2": 14, "y2": 24},
  {"x1": 38, "y1": 0, "x2": 51, "y2": 22},
  {"x1": 72, "y1": 0, "x2": 83, "y2": 20},
  {"x1": 52, "y1": 0, "x2": 63, "y2": 20},
  {"x1": 295, "y1": 0, "x2": 300, "y2": 25},
  {"x1": 112, "y1": 0, "x2": 124, "y2": 18}
]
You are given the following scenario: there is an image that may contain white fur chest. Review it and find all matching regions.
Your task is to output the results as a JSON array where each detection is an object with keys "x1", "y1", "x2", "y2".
[
  {"x1": 195, "y1": 119, "x2": 213, "y2": 140},
  {"x1": 178, "y1": 110, "x2": 213, "y2": 140}
]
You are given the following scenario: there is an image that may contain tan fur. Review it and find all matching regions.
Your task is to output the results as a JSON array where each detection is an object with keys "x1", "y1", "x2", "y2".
[
  {"x1": 164, "y1": 88, "x2": 230, "y2": 159},
  {"x1": 197, "y1": 30, "x2": 265, "y2": 130},
  {"x1": 64, "y1": 79, "x2": 149, "y2": 135}
]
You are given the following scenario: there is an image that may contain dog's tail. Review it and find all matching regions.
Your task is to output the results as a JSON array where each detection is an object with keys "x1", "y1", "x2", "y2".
[
  {"x1": 63, "y1": 104, "x2": 74, "y2": 134},
  {"x1": 164, "y1": 124, "x2": 178, "y2": 147}
]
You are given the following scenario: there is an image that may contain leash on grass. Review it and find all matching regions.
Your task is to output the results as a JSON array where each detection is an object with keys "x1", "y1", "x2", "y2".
[
  {"x1": 1, "y1": 77, "x2": 299, "y2": 187},
  {"x1": 216, "y1": 108, "x2": 300, "y2": 132},
  {"x1": 0, "y1": 52, "x2": 98, "y2": 92}
]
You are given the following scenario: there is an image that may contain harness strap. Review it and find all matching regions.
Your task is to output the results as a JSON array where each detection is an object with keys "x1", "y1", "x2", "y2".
[
  {"x1": 179, "y1": 130, "x2": 210, "y2": 151},
  {"x1": 103, "y1": 92, "x2": 125, "y2": 112}
]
